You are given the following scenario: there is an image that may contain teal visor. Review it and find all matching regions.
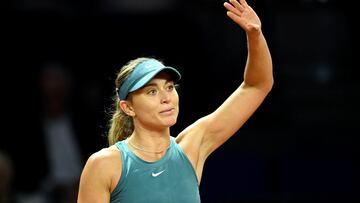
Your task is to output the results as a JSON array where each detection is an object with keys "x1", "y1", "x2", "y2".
[{"x1": 118, "y1": 59, "x2": 181, "y2": 100}]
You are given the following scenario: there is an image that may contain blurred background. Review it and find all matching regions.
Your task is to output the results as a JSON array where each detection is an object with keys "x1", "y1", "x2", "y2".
[{"x1": 2, "y1": 0, "x2": 359, "y2": 202}]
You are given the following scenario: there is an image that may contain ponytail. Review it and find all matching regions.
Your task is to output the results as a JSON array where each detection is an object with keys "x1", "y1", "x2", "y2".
[
  {"x1": 107, "y1": 57, "x2": 151, "y2": 145},
  {"x1": 107, "y1": 98, "x2": 133, "y2": 145}
]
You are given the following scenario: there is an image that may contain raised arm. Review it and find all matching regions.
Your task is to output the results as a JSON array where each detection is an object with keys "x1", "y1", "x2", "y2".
[
  {"x1": 225, "y1": 0, "x2": 273, "y2": 90},
  {"x1": 204, "y1": 0, "x2": 273, "y2": 153},
  {"x1": 177, "y1": 0, "x2": 273, "y2": 181}
]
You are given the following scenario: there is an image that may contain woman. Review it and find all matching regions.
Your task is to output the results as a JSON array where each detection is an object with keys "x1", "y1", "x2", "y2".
[{"x1": 77, "y1": 0, "x2": 273, "y2": 202}]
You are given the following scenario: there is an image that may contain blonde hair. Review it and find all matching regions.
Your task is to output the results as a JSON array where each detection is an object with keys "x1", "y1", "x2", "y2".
[{"x1": 107, "y1": 57, "x2": 153, "y2": 145}]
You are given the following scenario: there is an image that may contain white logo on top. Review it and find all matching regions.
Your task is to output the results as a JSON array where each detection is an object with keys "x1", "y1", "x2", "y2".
[{"x1": 151, "y1": 170, "x2": 165, "y2": 177}]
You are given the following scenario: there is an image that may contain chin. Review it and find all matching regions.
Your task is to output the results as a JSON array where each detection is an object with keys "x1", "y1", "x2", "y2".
[{"x1": 165, "y1": 118, "x2": 177, "y2": 127}]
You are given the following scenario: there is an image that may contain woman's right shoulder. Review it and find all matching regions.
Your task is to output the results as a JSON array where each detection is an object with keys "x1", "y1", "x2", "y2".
[
  {"x1": 86, "y1": 145, "x2": 122, "y2": 169},
  {"x1": 81, "y1": 145, "x2": 123, "y2": 191},
  {"x1": 78, "y1": 145, "x2": 123, "y2": 200}
]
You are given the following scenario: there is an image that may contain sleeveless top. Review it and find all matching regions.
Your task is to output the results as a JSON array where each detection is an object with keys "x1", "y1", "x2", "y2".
[{"x1": 110, "y1": 136, "x2": 201, "y2": 203}]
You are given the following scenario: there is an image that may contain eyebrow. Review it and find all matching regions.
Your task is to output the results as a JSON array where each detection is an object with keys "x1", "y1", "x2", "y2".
[
  {"x1": 144, "y1": 80, "x2": 174, "y2": 88},
  {"x1": 143, "y1": 83, "x2": 157, "y2": 88}
]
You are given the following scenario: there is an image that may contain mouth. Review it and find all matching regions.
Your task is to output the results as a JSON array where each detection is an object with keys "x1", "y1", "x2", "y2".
[{"x1": 159, "y1": 108, "x2": 175, "y2": 114}]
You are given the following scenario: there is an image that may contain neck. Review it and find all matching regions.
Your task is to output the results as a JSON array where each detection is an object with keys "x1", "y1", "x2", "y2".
[{"x1": 127, "y1": 128, "x2": 171, "y2": 154}]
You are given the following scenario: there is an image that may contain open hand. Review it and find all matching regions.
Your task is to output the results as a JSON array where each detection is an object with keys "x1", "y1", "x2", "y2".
[{"x1": 224, "y1": 0, "x2": 262, "y2": 33}]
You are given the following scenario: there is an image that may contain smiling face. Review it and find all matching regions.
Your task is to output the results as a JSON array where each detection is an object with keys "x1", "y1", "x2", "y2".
[{"x1": 125, "y1": 72, "x2": 179, "y2": 131}]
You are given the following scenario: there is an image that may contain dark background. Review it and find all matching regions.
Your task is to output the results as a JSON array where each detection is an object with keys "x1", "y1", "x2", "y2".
[{"x1": 2, "y1": 0, "x2": 359, "y2": 202}]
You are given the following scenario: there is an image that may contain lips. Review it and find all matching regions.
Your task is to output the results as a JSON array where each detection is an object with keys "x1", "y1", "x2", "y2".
[{"x1": 159, "y1": 108, "x2": 175, "y2": 114}]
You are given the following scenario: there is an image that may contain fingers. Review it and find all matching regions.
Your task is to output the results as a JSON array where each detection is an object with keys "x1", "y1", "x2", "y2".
[
  {"x1": 225, "y1": 11, "x2": 241, "y2": 25},
  {"x1": 223, "y1": 2, "x2": 242, "y2": 16},
  {"x1": 224, "y1": 0, "x2": 249, "y2": 15},
  {"x1": 230, "y1": 0, "x2": 245, "y2": 12},
  {"x1": 239, "y1": 0, "x2": 249, "y2": 7}
]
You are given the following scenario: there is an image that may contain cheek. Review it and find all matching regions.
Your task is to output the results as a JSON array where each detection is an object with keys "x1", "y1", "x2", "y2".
[
  {"x1": 134, "y1": 103, "x2": 155, "y2": 116},
  {"x1": 131, "y1": 97, "x2": 155, "y2": 116},
  {"x1": 173, "y1": 91, "x2": 179, "y2": 103}
]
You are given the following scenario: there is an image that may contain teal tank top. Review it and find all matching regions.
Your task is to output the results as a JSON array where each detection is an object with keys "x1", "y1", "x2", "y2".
[{"x1": 110, "y1": 136, "x2": 201, "y2": 203}]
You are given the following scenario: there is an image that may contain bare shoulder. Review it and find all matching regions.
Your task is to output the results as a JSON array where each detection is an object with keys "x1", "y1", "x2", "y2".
[
  {"x1": 78, "y1": 146, "x2": 122, "y2": 202},
  {"x1": 87, "y1": 145, "x2": 121, "y2": 165},
  {"x1": 84, "y1": 145, "x2": 121, "y2": 172},
  {"x1": 176, "y1": 116, "x2": 209, "y2": 145},
  {"x1": 175, "y1": 117, "x2": 209, "y2": 160},
  {"x1": 81, "y1": 145, "x2": 122, "y2": 190}
]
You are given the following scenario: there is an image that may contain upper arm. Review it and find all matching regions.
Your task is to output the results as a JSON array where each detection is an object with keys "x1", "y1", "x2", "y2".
[
  {"x1": 201, "y1": 83, "x2": 271, "y2": 155},
  {"x1": 177, "y1": 82, "x2": 271, "y2": 182},
  {"x1": 180, "y1": 83, "x2": 270, "y2": 158},
  {"x1": 77, "y1": 147, "x2": 122, "y2": 203}
]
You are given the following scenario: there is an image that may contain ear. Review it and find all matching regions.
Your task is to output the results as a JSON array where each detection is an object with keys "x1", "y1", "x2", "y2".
[{"x1": 119, "y1": 100, "x2": 135, "y2": 117}]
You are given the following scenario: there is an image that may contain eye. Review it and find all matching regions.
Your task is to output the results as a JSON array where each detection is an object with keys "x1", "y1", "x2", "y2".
[
  {"x1": 166, "y1": 84, "x2": 175, "y2": 91},
  {"x1": 147, "y1": 89, "x2": 157, "y2": 95}
]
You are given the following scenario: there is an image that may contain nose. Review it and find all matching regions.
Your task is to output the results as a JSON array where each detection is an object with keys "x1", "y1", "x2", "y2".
[{"x1": 160, "y1": 90, "x2": 171, "y2": 104}]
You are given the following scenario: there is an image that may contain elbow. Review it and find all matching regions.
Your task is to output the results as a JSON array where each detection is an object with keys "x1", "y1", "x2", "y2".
[
  {"x1": 257, "y1": 76, "x2": 273, "y2": 95},
  {"x1": 243, "y1": 72, "x2": 274, "y2": 93},
  {"x1": 268, "y1": 76, "x2": 274, "y2": 91},
  {"x1": 264, "y1": 76, "x2": 274, "y2": 94}
]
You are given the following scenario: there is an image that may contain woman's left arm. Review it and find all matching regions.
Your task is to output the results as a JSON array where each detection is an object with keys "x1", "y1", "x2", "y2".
[
  {"x1": 199, "y1": 0, "x2": 274, "y2": 158},
  {"x1": 176, "y1": 0, "x2": 273, "y2": 182}
]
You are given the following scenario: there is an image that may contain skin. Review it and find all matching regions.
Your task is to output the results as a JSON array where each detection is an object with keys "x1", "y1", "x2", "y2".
[{"x1": 77, "y1": 0, "x2": 273, "y2": 202}]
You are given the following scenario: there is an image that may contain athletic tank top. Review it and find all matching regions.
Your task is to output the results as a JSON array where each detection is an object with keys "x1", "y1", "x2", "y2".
[{"x1": 110, "y1": 136, "x2": 201, "y2": 203}]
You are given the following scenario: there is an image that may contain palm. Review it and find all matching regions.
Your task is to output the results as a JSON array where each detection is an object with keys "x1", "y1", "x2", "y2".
[{"x1": 224, "y1": 0, "x2": 261, "y2": 33}]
